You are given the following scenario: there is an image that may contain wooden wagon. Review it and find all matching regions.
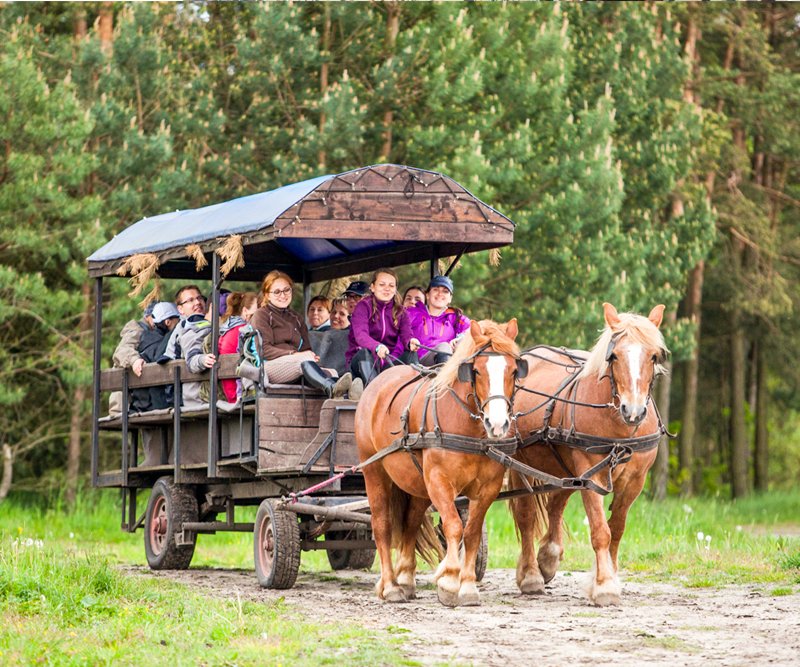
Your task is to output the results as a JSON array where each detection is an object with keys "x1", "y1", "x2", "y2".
[{"x1": 88, "y1": 163, "x2": 515, "y2": 588}]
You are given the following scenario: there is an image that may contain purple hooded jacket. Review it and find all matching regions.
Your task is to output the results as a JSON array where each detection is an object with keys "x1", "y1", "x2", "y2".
[
  {"x1": 407, "y1": 301, "x2": 470, "y2": 349},
  {"x1": 346, "y1": 296, "x2": 413, "y2": 365}
]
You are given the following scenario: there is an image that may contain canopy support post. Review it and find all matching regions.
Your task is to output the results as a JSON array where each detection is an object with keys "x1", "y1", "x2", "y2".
[
  {"x1": 91, "y1": 277, "x2": 103, "y2": 488},
  {"x1": 207, "y1": 252, "x2": 220, "y2": 478}
]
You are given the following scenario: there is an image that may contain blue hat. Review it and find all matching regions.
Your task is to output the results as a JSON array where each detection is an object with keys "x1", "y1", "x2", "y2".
[
  {"x1": 343, "y1": 280, "x2": 369, "y2": 297},
  {"x1": 427, "y1": 275, "x2": 454, "y2": 294},
  {"x1": 151, "y1": 301, "x2": 180, "y2": 324}
]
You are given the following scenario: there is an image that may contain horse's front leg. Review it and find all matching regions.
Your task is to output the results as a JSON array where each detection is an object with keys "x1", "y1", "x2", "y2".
[
  {"x1": 607, "y1": 466, "x2": 649, "y2": 573},
  {"x1": 458, "y1": 481, "x2": 501, "y2": 606},
  {"x1": 363, "y1": 465, "x2": 406, "y2": 603},
  {"x1": 393, "y1": 495, "x2": 430, "y2": 600},
  {"x1": 581, "y1": 489, "x2": 620, "y2": 606},
  {"x1": 537, "y1": 489, "x2": 572, "y2": 584}
]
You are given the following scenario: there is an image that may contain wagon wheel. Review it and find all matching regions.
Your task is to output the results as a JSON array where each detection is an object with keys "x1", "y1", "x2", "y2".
[
  {"x1": 254, "y1": 499, "x2": 301, "y2": 589},
  {"x1": 437, "y1": 506, "x2": 488, "y2": 582},
  {"x1": 325, "y1": 529, "x2": 376, "y2": 571},
  {"x1": 144, "y1": 476, "x2": 198, "y2": 570}
]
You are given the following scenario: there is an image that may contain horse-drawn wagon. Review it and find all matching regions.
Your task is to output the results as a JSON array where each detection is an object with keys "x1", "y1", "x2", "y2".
[{"x1": 88, "y1": 164, "x2": 515, "y2": 589}]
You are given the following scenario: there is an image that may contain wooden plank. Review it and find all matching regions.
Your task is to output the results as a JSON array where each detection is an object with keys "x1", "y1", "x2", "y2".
[
  {"x1": 294, "y1": 192, "x2": 492, "y2": 225},
  {"x1": 275, "y1": 220, "x2": 513, "y2": 244},
  {"x1": 100, "y1": 355, "x2": 239, "y2": 392},
  {"x1": 258, "y1": 396, "x2": 324, "y2": 428}
]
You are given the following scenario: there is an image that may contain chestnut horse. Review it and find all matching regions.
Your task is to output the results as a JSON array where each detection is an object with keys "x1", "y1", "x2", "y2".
[
  {"x1": 356, "y1": 319, "x2": 526, "y2": 607},
  {"x1": 510, "y1": 303, "x2": 668, "y2": 605}
]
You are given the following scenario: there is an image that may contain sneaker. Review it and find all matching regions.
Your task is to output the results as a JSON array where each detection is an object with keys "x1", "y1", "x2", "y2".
[
  {"x1": 348, "y1": 377, "x2": 364, "y2": 401},
  {"x1": 331, "y1": 372, "x2": 352, "y2": 399}
]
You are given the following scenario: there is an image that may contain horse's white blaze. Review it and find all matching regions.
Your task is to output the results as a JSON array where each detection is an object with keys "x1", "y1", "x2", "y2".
[
  {"x1": 626, "y1": 344, "x2": 642, "y2": 403},
  {"x1": 485, "y1": 355, "x2": 510, "y2": 436}
]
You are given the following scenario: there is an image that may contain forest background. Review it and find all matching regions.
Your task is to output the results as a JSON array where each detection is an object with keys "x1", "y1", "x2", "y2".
[{"x1": 0, "y1": 2, "x2": 797, "y2": 507}]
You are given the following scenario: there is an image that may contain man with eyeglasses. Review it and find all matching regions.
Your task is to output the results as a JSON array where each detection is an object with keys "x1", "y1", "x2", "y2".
[{"x1": 158, "y1": 285, "x2": 218, "y2": 409}]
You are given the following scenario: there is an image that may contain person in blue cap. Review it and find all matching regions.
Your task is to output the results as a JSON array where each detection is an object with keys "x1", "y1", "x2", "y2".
[
  {"x1": 407, "y1": 275, "x2": 471, "y2": 366},
  {"x1": 342, "y1": 280, "x2": 369, "y2": 315}
]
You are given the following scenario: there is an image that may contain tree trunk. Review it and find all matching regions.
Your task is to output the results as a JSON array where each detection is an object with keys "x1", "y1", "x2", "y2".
[
  {"x1": 651, "y1": 309, "x2": 676, "y2": 500},
  {"x1": 0, "y1": 444, "x2": 12, "y2": 502},
  {"x1": 317, "y1": 3, "x2": 331, "y2": 169},
  {"x1": 379, "y1": 1, "x2": 400, "y2": 160},
  {"x1": 680, "y1": 261, "x2": 704, "y2": 495},
  {"x1": 96, "y1": 2, "x2": 114, "y2": 55},
  {"x1": 729, "y1": 309, "x2": 749, "y2": 498},
  {"x1": 753, "y1": 340, "x2": 768, "y2": 491},
  {"x1": 65, "y1": 281, "x2": 93, "y2": 507}
]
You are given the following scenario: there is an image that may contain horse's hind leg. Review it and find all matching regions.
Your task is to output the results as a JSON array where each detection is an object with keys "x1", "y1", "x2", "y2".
[
  {"x1": 426, "y1": 480, "x2": 461, "y2": 607},
  {"x1": 537, "y1": 489, "x2": 572, "y2": 584},
  {"x1": 393, "y1": 495, "x2": 430, "y2": 600},
  {"x1": 363, "y1": 465, "x2": 406, "y2": 603},
  {"x1": 581, "y1": 489, "x2": 620, "y2": 606},
  {"x1": 509, "y1": 482, "x2": 546, "y2": 594}
]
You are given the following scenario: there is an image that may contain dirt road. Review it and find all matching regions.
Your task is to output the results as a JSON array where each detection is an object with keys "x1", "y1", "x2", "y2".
[{"x1": 134, "y1": 566, "x2": 800, "y2": 666}]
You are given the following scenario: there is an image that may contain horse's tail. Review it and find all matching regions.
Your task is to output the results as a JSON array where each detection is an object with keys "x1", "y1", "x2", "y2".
[
  {"x1": 388, "y1": 485, "x2": 444, "y2": 567},
  {"x1": 508, "y1": 472, "x2": 549, "y2": 542}
]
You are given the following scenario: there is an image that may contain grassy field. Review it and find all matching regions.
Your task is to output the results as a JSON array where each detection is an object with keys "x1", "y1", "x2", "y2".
[{"x1": 1, "y1": 488, "x2": 798, "y2": 665}]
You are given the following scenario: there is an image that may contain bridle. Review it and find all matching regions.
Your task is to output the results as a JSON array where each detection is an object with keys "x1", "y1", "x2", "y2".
[{"x1": 603, "y1": 332, "x2": 666, "y2": 417}]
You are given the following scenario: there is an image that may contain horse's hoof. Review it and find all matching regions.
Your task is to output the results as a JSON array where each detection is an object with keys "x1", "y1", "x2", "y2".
[
  {"x1": 437, "y1": 586, "x2": 459, "y2": 608},
  {"x1": 458, "y1": 591, "x2": 481, "y2": 607},
  {"x1": 383, "y1": 587, "x2": 408, "y2": 603},
  {"x1": 399, "y1": 585, "x2": 416, "y2": 600},
  {"x1": 591, "y1": 591, "x2": 621, "y2": 607},
  {"x1": 537, "y1": 544, "x2": 561, "y2": 583},
  {"x1": 519, "y1": 576, "x2": 545, "y2": 595}
]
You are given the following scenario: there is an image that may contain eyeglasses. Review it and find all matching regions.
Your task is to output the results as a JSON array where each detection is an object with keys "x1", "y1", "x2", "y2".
[
  {"x1": 270, "y1": 287, "x2": 293, "y2": 297},
  {"x1": 177, "y1": 295, "x2": 204, "y2": 306}
]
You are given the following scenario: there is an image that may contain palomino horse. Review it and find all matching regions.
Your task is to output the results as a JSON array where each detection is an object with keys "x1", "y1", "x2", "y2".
[
  {"x1": 510, "y1": 303, "x2": 668, "y2": 606},
  {"x1": 356, "y1": 319, "x2": 527, "y2": 607}
]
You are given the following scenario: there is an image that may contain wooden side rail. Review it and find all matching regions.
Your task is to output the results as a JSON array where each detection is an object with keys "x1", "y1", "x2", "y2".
[{"x1": 100, "y1": 354, "x2": 240, "y2": 392}]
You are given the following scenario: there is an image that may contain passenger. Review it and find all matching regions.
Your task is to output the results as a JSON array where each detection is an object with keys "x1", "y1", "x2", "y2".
[
  {"x1": 307, "y1": 295, "x2": 332, "y2": 331},
  {"x1": 157, "y1": 285, "x2": 216, "y2": 410},
  {"x1": 408, "y1": 275, "x2": 470, "y2": 366},
  {"x1": 346, "y1": 268, "x2": 420, "y2": 386},
  {"x1": 342, "y1": 280, "x2": 369, "y2": 315},
  {"x1": 402, "y1": 285, "x2": 426, "y2": 309},
  {"x1": 251, "y1": 270, "x2": 351, "y2": 398},
  {"x1": 130, "y1": 302, "x2": 181, "y2": 412},
  {"x1": 219, "y1": 291, "x2": 259, "y2": 403},
  {"x1": 109, "y1": 301, "x2": 160, "y2": 416},
  {"x1": 330, "y1": 297, "x2": 350, "y2": 330},
  {"x1": 206, "y1": 288, "x2": 231, "y2": 319}
]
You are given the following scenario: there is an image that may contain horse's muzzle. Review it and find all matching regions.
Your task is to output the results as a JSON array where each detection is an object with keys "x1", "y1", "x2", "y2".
[
  {"x1": 619, "y1": 402, "x2": 647, "y2": 426},
  {"x1": 484, "y1": 417, "x2": 511, "y2": 439}
]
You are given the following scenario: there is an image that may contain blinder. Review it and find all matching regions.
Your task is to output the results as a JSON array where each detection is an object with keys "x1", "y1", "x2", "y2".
[
  {"x1": 458, "y1": 362, "x2": 475, "y2": 383},
  {"x1": 516, "y1": 358, "x2": 529, "y2": 379}
]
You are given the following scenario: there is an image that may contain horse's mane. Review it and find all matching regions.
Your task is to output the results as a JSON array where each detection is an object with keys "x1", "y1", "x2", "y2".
[
  {"x1": 580, "y1": 312, "x2": 668, "y2": 380},
  {"x1": 430, "y1": 320, "x2": 520, "y2": 395}
]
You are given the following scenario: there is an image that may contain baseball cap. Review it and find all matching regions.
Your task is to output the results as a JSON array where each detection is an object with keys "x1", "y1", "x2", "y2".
[
  {"x1": 427, "y1": 275, "x2": 454, "y2": 293},
  {"x1": 343, "y1": 280, "x2": 369, "y2": 297},
  {"x1": 143, "y1": 302, "x2": 156, "y2": 318},
  {"x1": 151, "y1": 301, "x2": 180, "y2": 324}
]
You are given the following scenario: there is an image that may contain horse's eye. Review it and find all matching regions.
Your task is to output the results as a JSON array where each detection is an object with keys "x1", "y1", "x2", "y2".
[{"x1": 608, "y1": 353, "x2": 617, "y2": 362}]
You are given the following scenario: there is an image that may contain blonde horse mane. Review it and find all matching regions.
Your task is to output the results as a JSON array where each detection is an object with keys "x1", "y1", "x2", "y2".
[
  {"x1": 580, "y1": 311, "x2": 668, "y2": 381},
  {"x1": 430, "y1": 319, "x2": 520, "y2": 395}
]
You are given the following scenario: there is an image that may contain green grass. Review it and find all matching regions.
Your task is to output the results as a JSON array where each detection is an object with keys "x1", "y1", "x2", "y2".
[
  {"x1": 484, "y1": 488, "x2": 800, "y2": 587},
  {"x1": 0, "y1": 488, "x2": 798, "y2": 664}
]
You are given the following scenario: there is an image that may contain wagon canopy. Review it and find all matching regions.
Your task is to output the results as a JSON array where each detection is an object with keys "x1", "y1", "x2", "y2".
[{"x1": 87, "y1": 164, "x2": 514, "y2": 283}]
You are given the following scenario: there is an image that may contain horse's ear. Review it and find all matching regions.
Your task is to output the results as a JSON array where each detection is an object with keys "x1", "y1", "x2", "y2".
[
  {"x1": 505, "y1": 318, "x2": 519, "y2": 340},
  {"x1": 648, "y1": 304, "x2": 665, "y2": 329},
  {"x1": 458, "y1": 362, "x2": 474, "y2": 383},
  {"x1": 469, "y1": 320, "x2": 483, "y2": 339},
  {"x1": 603, "y1": 302, "x2": 621, "y2": 329}
]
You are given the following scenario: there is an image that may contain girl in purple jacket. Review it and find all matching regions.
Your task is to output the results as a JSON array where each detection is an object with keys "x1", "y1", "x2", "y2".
[
  {"x1": 346, "y1": 268, "x2": 420, "y2": 385},
  {"x1": 407, "y1": 274, "x2": 471, "y2": 366}
]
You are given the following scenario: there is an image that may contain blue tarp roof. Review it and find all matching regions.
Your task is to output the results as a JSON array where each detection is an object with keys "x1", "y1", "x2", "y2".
[{"x1": 88, "y1": 173, "x2": 331, "y2": 264}]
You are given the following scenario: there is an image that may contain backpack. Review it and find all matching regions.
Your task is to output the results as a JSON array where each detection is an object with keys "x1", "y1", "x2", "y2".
[
  {"x1": 236, "y1": 324, "x2": 265, "y2": 394},
  {"x1": 130, "y1": 324, "x2": 170, "y2": 412}
]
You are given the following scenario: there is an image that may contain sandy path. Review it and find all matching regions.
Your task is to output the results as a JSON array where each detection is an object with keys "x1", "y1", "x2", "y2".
[{"x1": 128, "y1": 566, "x2": 800, "y2": 666}]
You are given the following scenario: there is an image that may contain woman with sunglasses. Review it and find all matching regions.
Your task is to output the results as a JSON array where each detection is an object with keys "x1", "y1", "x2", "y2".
[{"x1": 251, "y1": 270, "x2": 351, "y2": 397}]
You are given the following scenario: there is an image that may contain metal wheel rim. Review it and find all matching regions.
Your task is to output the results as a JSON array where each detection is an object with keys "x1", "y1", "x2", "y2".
[
  {"x1": 257, "y1": 516, "x2": 275, "y2": 576},
  {"x1": 150, "y1": 496, "x2": 167, "y2": 555}
]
